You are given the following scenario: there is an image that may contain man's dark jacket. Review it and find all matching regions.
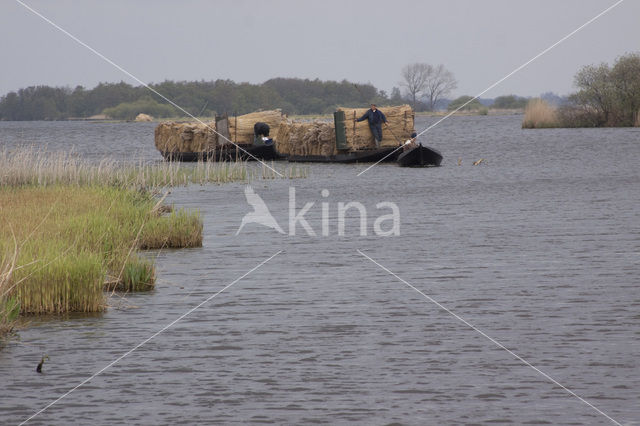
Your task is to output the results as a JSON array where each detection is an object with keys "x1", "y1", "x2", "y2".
[{"x1": 356, "y1": 109, "x2": 387, "y2": 125}]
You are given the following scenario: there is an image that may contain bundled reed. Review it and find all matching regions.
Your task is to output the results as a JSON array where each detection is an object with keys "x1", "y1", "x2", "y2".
[
  {"x1": 155, "y1": 110, "x2": 286, "y2": 154},
  {"x1": 337, "y1": 104, "x2": 414, "y2": 149},
  {"x1": 155, "y1": 121, "x2": 218, "y2": 153},
  {"x1": 227, "y1": 110, "x2": 286, "y2": 145},
  {"x1": 276, "y1": 120, "x2": 336, "y2": 156},
  {"x1": 522, "y1": 99, "x2": 560, "y2": 128},
  {"x1": 135, "y1": 113, "x2": 153, "y2": 122}
]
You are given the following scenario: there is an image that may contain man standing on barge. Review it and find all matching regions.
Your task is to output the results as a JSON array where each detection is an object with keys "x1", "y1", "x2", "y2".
[{"x1": 356, "y1": 104, "x2": 388, "y2": 148}]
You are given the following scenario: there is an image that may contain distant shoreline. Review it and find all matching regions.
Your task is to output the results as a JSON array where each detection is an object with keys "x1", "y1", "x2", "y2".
[
  {"x1": 417, "y1": 108, "x2": 524, "y2": 117},
  {"x1": 0, "y1": 109, "x2": 526, "y2": 124}
]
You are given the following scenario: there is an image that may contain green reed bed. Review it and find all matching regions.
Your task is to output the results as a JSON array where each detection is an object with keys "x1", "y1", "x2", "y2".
[
  {"x1": 0, "y1": 251, "x2": 20, "y2": 335},
  {"x1": 0, "y1": 185, "x2": 202, "y2": 322},
  {"x1": 119, "y1": 256, "x2": 156, "y2": 292},
  {"x1": 138, "y1": 209, "x2": 203, "y2": 249},
  {"x1": 0, "y1": 147, "x2": 307, "y2": 334}
]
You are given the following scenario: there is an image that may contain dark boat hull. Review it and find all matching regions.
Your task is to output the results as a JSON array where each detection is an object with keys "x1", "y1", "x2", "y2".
[
  {"x1": 161, "y1": 144, "x2": 284, "y2": 162},
  {"x1": 287, "y1": 147, "x2": 398, "y2": 164},
  {"x1": 397, "y1": 144, "x2": 443, "y2": 167}
]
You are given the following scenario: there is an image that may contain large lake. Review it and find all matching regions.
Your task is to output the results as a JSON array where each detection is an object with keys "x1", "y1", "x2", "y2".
[{"x1": 1, "y1": 115, "x2": 639, "y2": 425}]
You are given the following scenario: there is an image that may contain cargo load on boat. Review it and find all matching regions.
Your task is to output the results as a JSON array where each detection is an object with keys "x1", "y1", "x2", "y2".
[
  {"x1": 154, "y1": 105, "x2": 415, "y2": 163},
  {"x1": 154, "y1": 110, "x2": 286, "y2": 161}
]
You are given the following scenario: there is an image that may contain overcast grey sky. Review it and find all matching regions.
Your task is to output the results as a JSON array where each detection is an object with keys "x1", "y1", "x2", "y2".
[{"x1": 1, "y1": 0, "x2": 638, "y2": 99}]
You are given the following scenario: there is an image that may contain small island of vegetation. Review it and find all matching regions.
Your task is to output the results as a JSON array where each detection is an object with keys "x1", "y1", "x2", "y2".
[
  {"x1": 0, "y1": 149, "x2": 305, "y2": 337},
  {"x1": 523, "y1": 52, "x2": 640, "y2": 128}
]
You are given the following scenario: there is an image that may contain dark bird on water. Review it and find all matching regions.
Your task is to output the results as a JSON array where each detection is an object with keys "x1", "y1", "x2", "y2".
[{"x1": 36, "y1": 355, "x2": 49, "y2": 373}]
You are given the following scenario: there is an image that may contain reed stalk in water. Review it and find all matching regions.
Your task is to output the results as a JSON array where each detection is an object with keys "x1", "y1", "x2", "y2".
[{"x1": 0, "y1": 147, "x2": 308, "y2": 188}]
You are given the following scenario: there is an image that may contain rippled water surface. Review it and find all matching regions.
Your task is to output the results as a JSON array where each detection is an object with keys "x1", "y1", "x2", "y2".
[{"x1": 1, "y1": 116, "x2": 639, "y2": 425}]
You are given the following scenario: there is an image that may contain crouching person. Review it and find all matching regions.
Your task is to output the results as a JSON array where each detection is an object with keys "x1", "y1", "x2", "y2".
[{"x1": 253, "y1": 122, "x2": 273, "y2": 146}]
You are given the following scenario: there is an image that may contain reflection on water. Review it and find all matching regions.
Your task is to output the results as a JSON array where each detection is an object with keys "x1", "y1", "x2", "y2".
[{"x1": 1, "y1": 115, "x2": 639, "y2": 424}]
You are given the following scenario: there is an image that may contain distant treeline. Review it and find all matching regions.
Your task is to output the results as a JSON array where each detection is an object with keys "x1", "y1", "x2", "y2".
[
  {"x1": 445, "y1": 94, "x2": 567, "y2": 112},
  {"x1": 0, "y1": 77, "x2": 547, "y2": 121},
  {"x1": 0, "y1": 78, "x2": 391, "y2": 121}
]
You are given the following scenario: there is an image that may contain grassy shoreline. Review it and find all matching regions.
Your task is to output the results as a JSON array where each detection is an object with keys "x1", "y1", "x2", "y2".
[
  {"x1": 0, "y1": 146, "x2": 309, "y2": 337},
  {"x1": 0, "y1": 148, "x2": 307, "y2": 336},
  {"x1": 0, "y1": 185, "x2": 203, "y2": 332}
]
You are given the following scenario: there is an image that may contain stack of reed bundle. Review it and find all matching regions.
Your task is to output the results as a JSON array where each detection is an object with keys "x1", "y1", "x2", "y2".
[
  {"x1": 135, "y1": 113, "x2": 153, "y2": 122},
  {"x1": 154, "y1": 121, "x2": 217, "y2": 153},
  {"x1": 228, "y1": 110, "x2": 286, "y2": 145},
  {"x1": 336, "y1": 104, "x2": 414, "y2": 149},
  {"x1": 276, "y1": 120, "x2": 336, "y2": 156}
]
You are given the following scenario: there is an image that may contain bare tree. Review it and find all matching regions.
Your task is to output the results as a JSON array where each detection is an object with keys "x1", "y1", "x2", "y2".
[
  {"x1": 401, "y1": 63, "x2": 432, "y2": 109},
  {"x1": 401, "y1": 63, "x2": 457, "y2": 111},
  {"x1": 424, "y1": 64, "x2": 457, "y2": 111}
]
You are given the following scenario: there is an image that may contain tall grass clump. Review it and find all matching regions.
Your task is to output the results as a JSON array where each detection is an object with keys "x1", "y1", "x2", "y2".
[
  {"x1": 0, "y1": 245, "x2": 20, "y2": 335},
  {"x1": 522, "y1": 99, "x2": 560, "y2": 128},
  {"x1": 0, "y1": 186, "x2": 203, "y2": 317},
  {"x1": 116, "y1": 256, "x2": 156, "y2": 292},
  {"x1": 139, "y1": 209, "x2": 203, "y2": 249},
  {"x1": 13, "y1": 246, "x2": 104, "y2": 314}
]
